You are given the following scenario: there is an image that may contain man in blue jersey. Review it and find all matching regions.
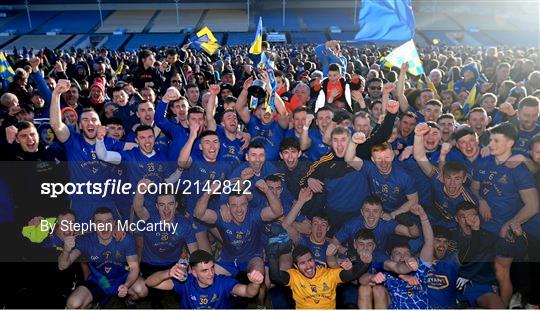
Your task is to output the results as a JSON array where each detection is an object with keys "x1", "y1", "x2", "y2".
[
  {"x1": 49, "y1": 80, "x2": 128, "y2": 222},
  {"x1": 155, "y1": 87, "x2": 207, "y2": 160},
  {"x1": 440, "y1": 126, "x2": 481, "y2": 178},
  {"x1": 145, "y1": 250, "x2": 264, "y2": 309},
  {"x1": 124, "y1": 100, "x2": 169, "y2": 153},
  {"x1": 400, "y1": 121, "x2": 444, "y2": 208},
  {"x1": 236, "y1": 75, "x2": 289, "y2": 161},
  {"x1": 96, "y1": 124, "x2": 173, "y2": 183},
  {"x1": 59, "y1": 208, "x2": 147, "y2": 308},
  {"x1": 454, "y1": 202, "x2": 506, "y2": 308},
  {"x1": 471, "y1": 122, "x2": 539, "y2": 306},
  {"x1": 380, "y1": 204, "x2": 434, "y2": 309},
  {"x1": 205, "y1": 84, "x2": 250, "y2": 162},
  {"x1": 194, "y1": 180, "x2": 283, "y2": 278},
  {"x1": 354, "y1": 229, "x2": 390, "y2": 309},
  {"x1": 426, "y1": 226, "x2": 460, "y2": 309},
  {"x1": 178, "y1": 128, "x2": 235, "y2": 253},
  {"x1": 414, "y1": 123, "x2": 479, "y2": 231},
  {"x1": 299, "y1": 107, "x2": 333, "y2": 161},
  {"x1": 299, "y1": 127, "x2": 371, "y2": 231},
  {"x1": 345, "y1": 137, "x2": 419, "y2": 223},
  {"x1": 498, "y1": 96, "x2": 539, "y2": 155},
  {"x1": 331, "y1": 196, "x2": 419, "y2": 257},
  {"x1": 133, "y1": 179, "x2": 199, "y2": 272}
]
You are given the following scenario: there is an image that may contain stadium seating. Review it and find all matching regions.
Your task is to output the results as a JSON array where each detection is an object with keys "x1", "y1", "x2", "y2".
[
  {"x1": 258, "y1": 9, "x2": 301, "y2": 31},
  {"x1": 0, "y1": 11, "x2": 59, "y2": 34},
  {"x1": 34, "y1": 10, "x2": 112, "y2": 34},
  {"x1": 201, "y1": 10, "x2": 249, "y2": 32},
  {"x1": 96, "y1": 10, "x2": 156, "y2": 33},
  {"x1": 102, "y1": 34, "x2": 130, "y2": 50},
  {"x1": 2, "y1": 34, "x2": 71, "y2": 50},
  {"x1": 289, "y1": 32, "x2": 326, "y2": 44},
  {"x1": 149, "y1": 10, "x2": 203, "y2": 33},
  {"x1": 124, "y1": 33, "x2": 186, "y2": 50}
]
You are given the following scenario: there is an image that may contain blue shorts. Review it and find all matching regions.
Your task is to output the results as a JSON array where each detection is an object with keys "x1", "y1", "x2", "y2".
[
  {"x1": 462, "y1": 283, "x2": 499, "y2": 307},
  {"x1": 217, "y1": 257, "x2": 265, "y2": 277},
  {"x1": 495, "y1": 235, "x2": 527, "y2": 260}
]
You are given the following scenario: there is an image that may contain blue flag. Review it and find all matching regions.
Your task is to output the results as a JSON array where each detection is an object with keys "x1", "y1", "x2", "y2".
[
  {"x1": 249, "y1": 17, "x2": 263, "y2": 55},
  {"x1": 189, "y1": 27, "x2": 220, "y2": 55},
  {"x1": 354, "y1": 0, "x2": 415, "y2": 42}
]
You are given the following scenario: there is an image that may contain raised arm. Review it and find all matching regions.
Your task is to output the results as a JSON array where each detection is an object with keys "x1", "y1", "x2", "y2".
[
  {"x1": 177, "y1": 122, "x2": 199, "y2": 169},
  {"x1": 205, "y1": 84, "x2": 220, "y2": 131},
  {"x1": 156, "y1": 87, "x2": 182, "y2": 135},
  {"x1": 299, "y1": 114, "x2": 314, "y2": 151},
  {"x1": 257, "y1": 180, "x2": 284, "y2": 222},
  {"x1": 396, "y1": 62, "x2": 410, "y2": 113},
  {"x1": 95, "y1": 126, "x2": 122, "y2": 165},
  {"x1": 231, "y1": 270, "x2": 264, "y2": 298},
  {"x1": 345, "y1": 132, "x2": 366, "y2": 170},
  {"x1": 268, "y1": 252, "x2": 291, "y2": 286},
  {"x1": 282, "y1": 188, "x2": 313, "y2": 245},
  {"x1": 58, "y1": 235, "x2": 80, "y2": 270},
  {"x1": 29, "y1": 57, "x2": 52, "y2": 110},
  {"x1": 193, "y1": 185, "x2": 219, "y2": 224},
  {"x1": 145, "y1": 264, "x2": 187, "y2": 290},
  {"x1": 339, "y1": 252, "x2": 371, "y2": 282},
  {"x1": 412, "y1": 123, "x2": 436, "y2": 177},
  {"x1": 50, "y1": 79, "x2": 71, "y2": 143},
  {"x1": 411, "y1": 204, "x2": 434, "y2": 264},
  {"x1": 132, "y1": 179, "x2": 151, "y2": 222},
  {"x1": 236, "y1": 77, "x2": 253, "y2": 124}
]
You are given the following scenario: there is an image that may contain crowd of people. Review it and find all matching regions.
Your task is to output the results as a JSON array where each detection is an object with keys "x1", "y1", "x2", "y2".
[{"x1": 0, "y1": 40, "x2": 539, "y2": 309}]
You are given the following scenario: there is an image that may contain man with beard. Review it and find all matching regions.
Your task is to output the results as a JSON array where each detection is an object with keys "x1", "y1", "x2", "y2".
[
  {"x1": 500, "y1": 96, "x2": 540, "y2": 155},
  {"x1": 392, "y1": 112, "x2": 418, "y2": 152},
  {"x1": 50, "y1": 80, "x2": 126, "y2": 222},
  {"x1": 59, "y1": 208, "x2": 147, "y2": 308},
  {"x1": 268, "y1": 243, "x2": 370, "y2": 309},
  {"x1": 467, "y1": 107, "x2": 491, "y2": 147},
  {"x1": 426, "y1": 227, "x2": 460, "y2": 309}
]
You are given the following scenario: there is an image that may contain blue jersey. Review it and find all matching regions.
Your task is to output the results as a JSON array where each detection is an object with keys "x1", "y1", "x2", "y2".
[
  {"x1": 299, "y1": 235, "x2": 330, "y2": 268},
  {"x1": 125, "y1": 127, "x2": 170, "y2": 155},
  {"x1": 399, "y1": 147, "x2": 442, "y2": 209},
  {"x1": 361, "y1": 161, "x2": 417, "y2": 213},
  {"x1": 227, "y1": 161, "x2": 279, "y2": 208},
  {"x1": 182, "y1": 159, "x2": 234, "y2": 215},
  {"x1": 246, "y1": 116, "x2": 285, "y2": 161},
  {"x1": 141, "y1": 213, "x2": 197, "y2": 266},
  {"x1": 284, "y1": 128, "x2": 329, "y2": 161},
  {"x1": 334, "y1": 216, "x2": 397, "y2": 257},
  {"x1": 263, "y1": 191, "x2": 304, "y2": 236},
  {"x1": 427, "y1": 255, "x2": 460, "y2": 309},
  {"x1": 216, "y1": 125, "x2": 245, "y2": 163},
  {"x1": 473, "y1": 155, "x2": 536, "y2": 233},
  {"x1": 385, "y1": 259, "x2": 431, "y2": 309},
  {"x1": 75, "y1": 232, "x2": 136, "y2": 295},
  {"x1": 323, "y1": 167, "x2": 371, "y2": 213},
  {"x1": 173, "y1": 274, "x2": 239, "y2": 309},
  {"x1": 154, "y1": 100, "x2": 192, "y2": 160},
  {"x1": 430, "y1": 173, "x2": 478, "y2": 229},
  {"x1": 119, "y1": 147, "x2": 174, "y2": 184},
  {"x1": 513, "y1": 125, "x2": 540, "y2": 155},
  {"x1": 215, "y1": 205, "x2": 265, "y2": 263},
  {"x1": 365, "y1": 253, "x2": 388, "y2": 275},
  {"x1": 63, "y1": 130, "x2": 124, "y2": 221}
]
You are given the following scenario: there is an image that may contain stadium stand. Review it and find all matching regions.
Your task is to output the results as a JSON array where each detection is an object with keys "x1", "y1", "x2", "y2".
[
  {"x1": 34, "y1": 10, "x2": 112, "y2": 34},
  {"x1": 95, "y1": 10, "x2": 156, "y2": 33},
  {"x1": 1, "y1": 34, "x2": 71, "y2": 50},
  {"x1": 149, "y1": 10, "x2": 203, "y2": 33},
  {"x1": 124, "y1": 33, "x2": 186, "y2": 50},
  {"x1": 0, "y1": 11, "x2": 58, "y2": 34},
  {"x1": 201, "y1": 10, "x2": 249, "y2": 32},
  {"x1": 289, "y1": 31, "x2": 326, "y2": 44}
]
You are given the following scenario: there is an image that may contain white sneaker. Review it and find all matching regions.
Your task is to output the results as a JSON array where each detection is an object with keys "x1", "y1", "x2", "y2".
[{"x1": 510, "y1": 292, "x2": 523, "y2": 309}]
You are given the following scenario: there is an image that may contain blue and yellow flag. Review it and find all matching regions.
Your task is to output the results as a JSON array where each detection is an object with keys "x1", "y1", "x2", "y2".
[
  {"x1": 383, "y1": 39, "x2": 424, "y2": 76},
  {"x1": 249, "y1": 17, "x2": 263, "y2": 55},
  {"x1": 190, "y1": 27, "x2": 220, "y2": 55},
  {"x1": 355, "y1": 0, "x2": 415, "y2": 42},
  {"x1": 0, "y1": 52, "x2": 15, "y2": 83}
]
